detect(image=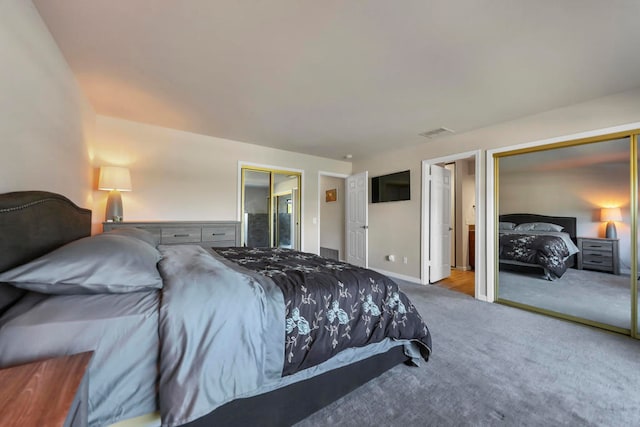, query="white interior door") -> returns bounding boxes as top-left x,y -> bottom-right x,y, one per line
346,171 -> 368,267
429,164 -> 452,282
